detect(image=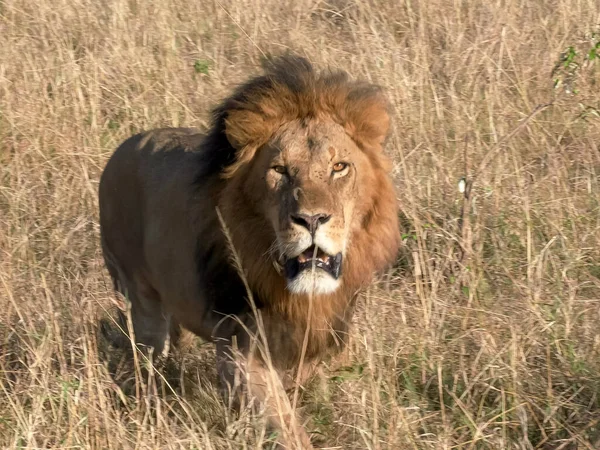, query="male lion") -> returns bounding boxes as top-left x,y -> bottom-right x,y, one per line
99,55 -> 400,448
